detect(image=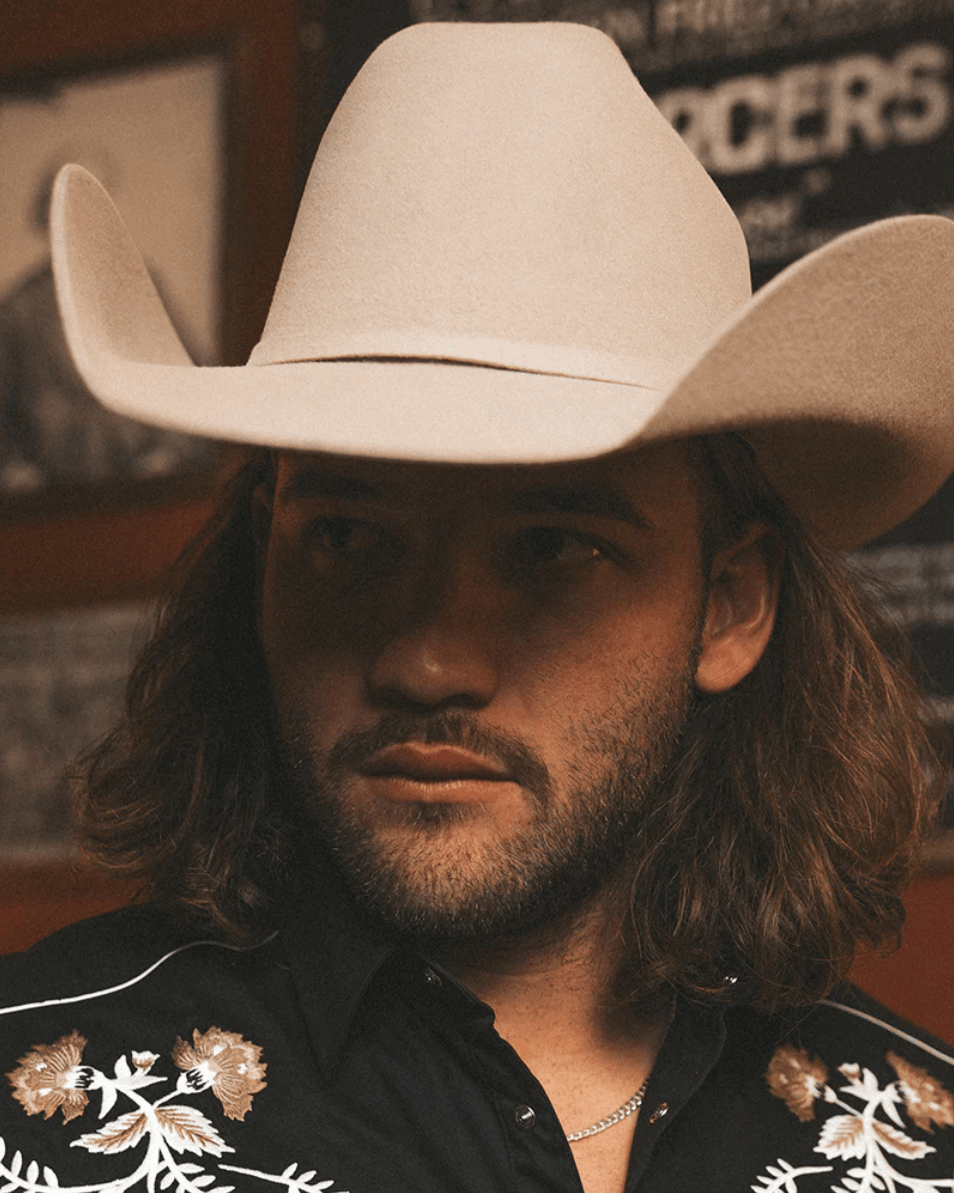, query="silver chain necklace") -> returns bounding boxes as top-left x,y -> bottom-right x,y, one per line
565,1079 -> 649,1143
